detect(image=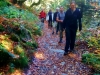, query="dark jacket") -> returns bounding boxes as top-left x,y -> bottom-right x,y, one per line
48,11 -> 53,21
63,8 -> 82,31
53,11 -> 58,22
